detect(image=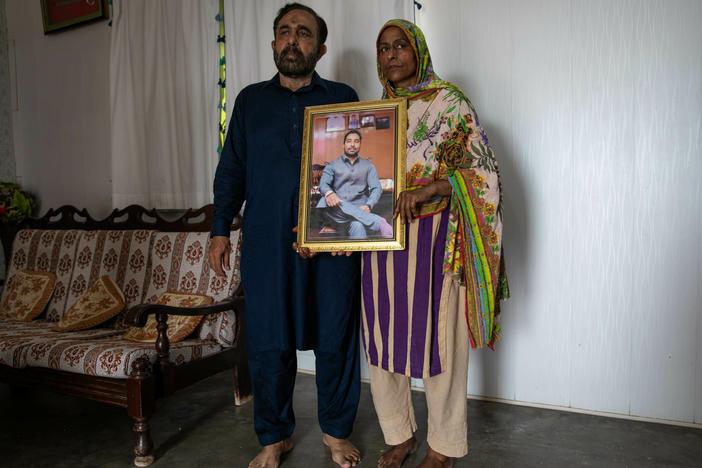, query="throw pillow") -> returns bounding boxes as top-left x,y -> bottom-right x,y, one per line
123,291 -> 213,344
0,269 -> 56,321
52,276 -> 125,331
